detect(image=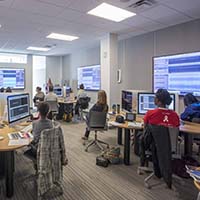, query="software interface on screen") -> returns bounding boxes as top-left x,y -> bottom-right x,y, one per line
0,68 -> 25,89
153,52 -> 200,96
77,65 -> 100,91
122,91 -> 132,112
54,87 -> 63,97
7,94 -> 30,124
138,93 -> 175,115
